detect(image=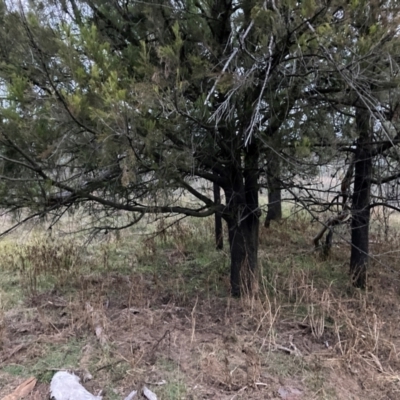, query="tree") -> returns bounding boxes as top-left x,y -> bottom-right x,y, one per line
1,0 -> 400,296
322,2 -> 400,287
264,146 -> 282,228
213,182 -> 223,250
